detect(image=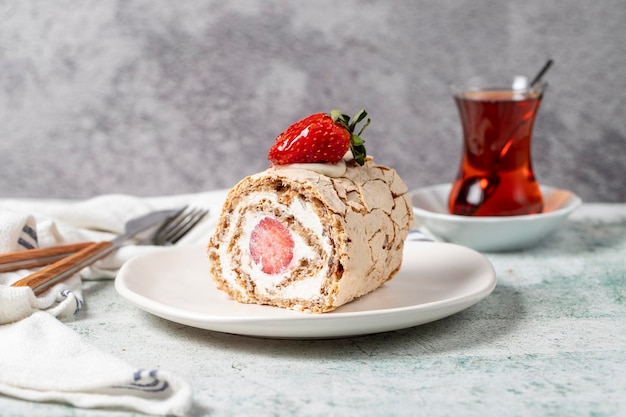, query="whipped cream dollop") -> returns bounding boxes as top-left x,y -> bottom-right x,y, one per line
271,151 -> 354,178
